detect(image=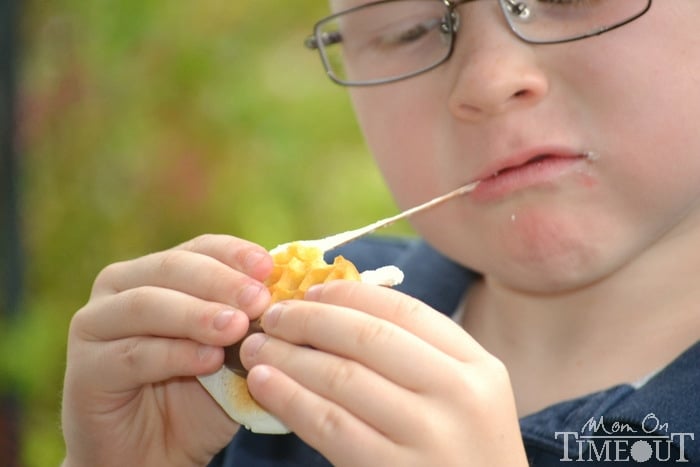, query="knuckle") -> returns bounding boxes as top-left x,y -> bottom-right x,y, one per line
390,295 -> 423,323
295,305 -> 319,337
156,249 -> 187,276
355,319 -> 392,347
485,353 -> 509,377
217,237 -> 266,273
122,286 -> 153,318
472,352 -> 510,387
485,356 -> 513,392
450,369 -> 479,400
180,234 -> 250,266
116,338 -> 143,371
68,305 -> 91,337
325,360 -> 356,393
314,404 -> 346,441
193,301 -> 221,329
303,278 -> 356,305
179,233 -> 215,252
205,271 -> 238,301
93,261 -> 125,293
449,356 -> 511,409
162,339 -> 186,372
